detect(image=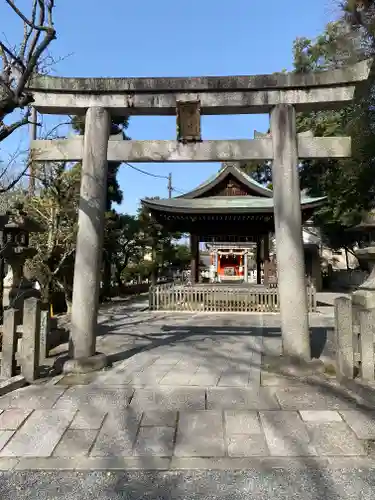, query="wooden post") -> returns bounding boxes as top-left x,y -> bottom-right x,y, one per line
334,296 -> 354,379
1,308 -> 18,378
263,234 -> 270,286
256,240 -> 262,285
190,234 -> 199,284
243,251 -> 248,283
21,297 -> 41,382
